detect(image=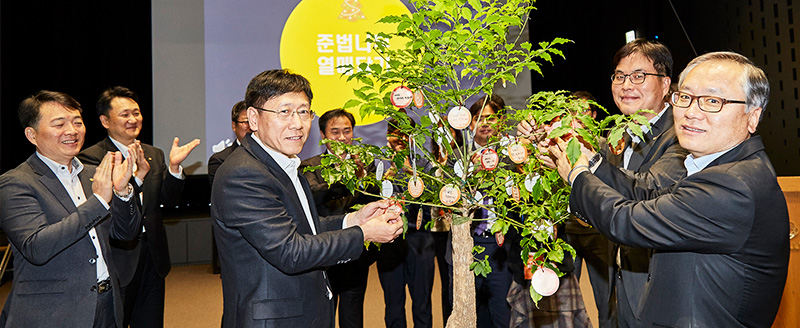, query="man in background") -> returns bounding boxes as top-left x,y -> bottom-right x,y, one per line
79,86 -> 200,328
300,109 -> 377,328
208,100 -> 251,185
